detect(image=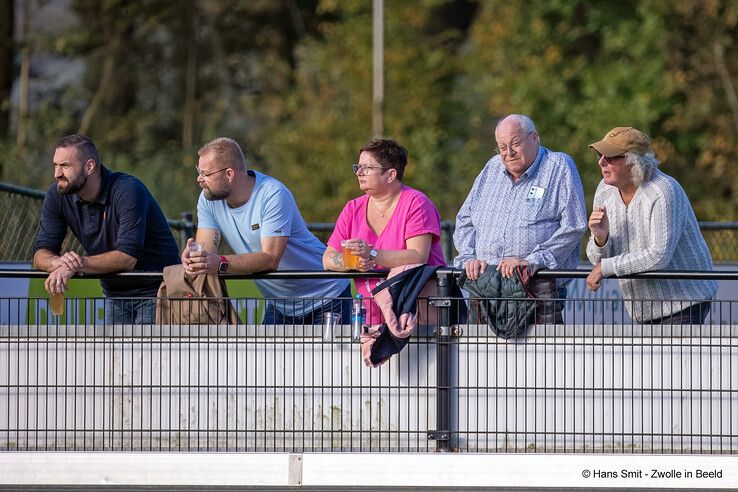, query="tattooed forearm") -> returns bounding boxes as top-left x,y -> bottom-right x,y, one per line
329,251 -> 344,268
212,231 -> 221,249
